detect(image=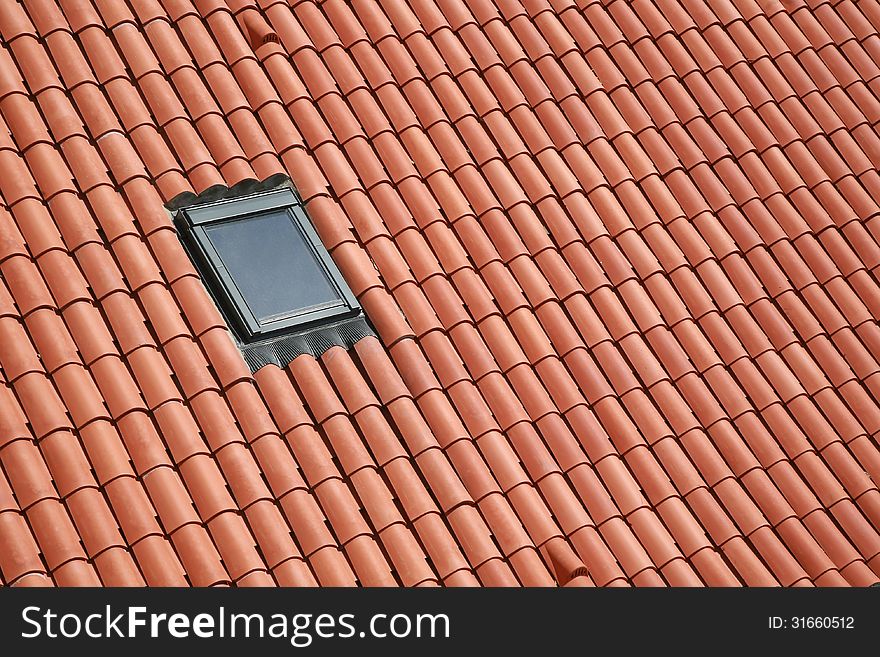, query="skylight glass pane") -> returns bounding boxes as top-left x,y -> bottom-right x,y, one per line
205,210 -> 341,324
